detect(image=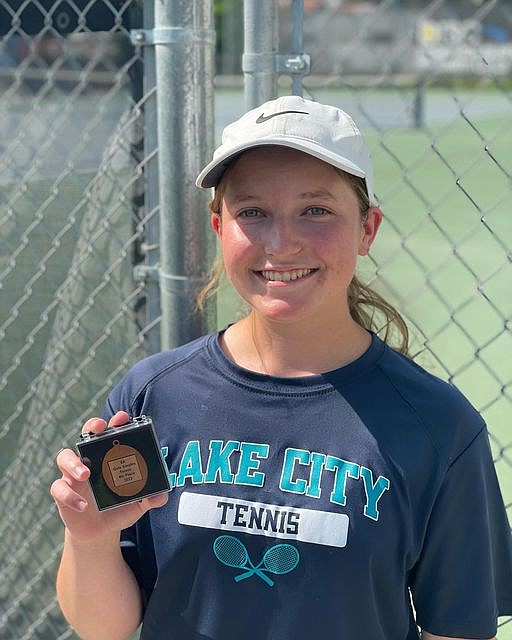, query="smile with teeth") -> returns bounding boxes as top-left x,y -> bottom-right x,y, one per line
259,268 -> 316,282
